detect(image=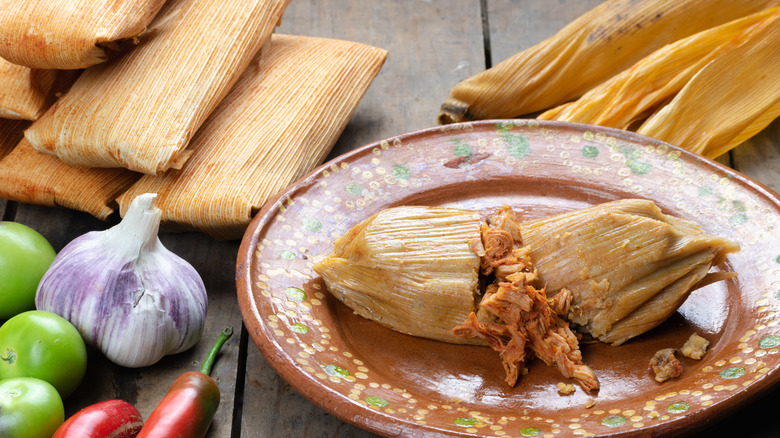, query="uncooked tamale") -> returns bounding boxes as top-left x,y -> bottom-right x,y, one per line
0,0 -> 166,69
437,0 -> 780,124
538,8 -> 780,130
519,199 -> 739,345
636,11 -> 780,159
315,201 -> 739,348
0,59 -> 79,121
25,0 -> 291,175
314,207 -> 484,345
116,34 -> 387,239
0,139 -> 139,220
